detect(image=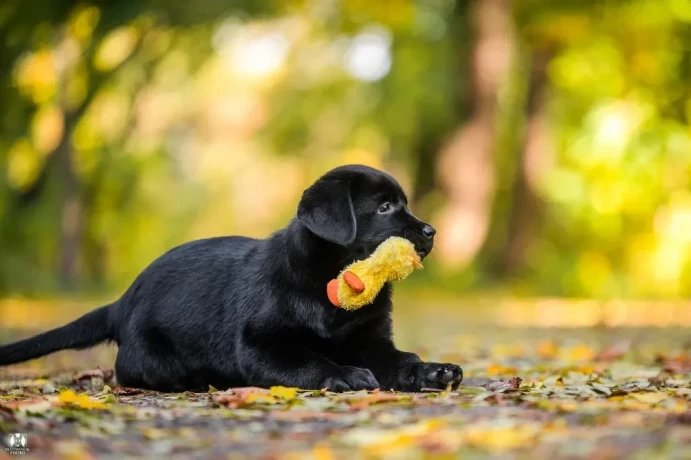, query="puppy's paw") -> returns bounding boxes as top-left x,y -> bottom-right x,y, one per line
320,366 -> 380,392
342,366 -> 380,390
400,362 -> 463,392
